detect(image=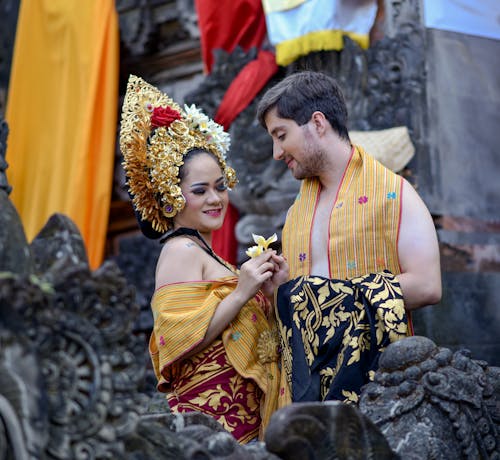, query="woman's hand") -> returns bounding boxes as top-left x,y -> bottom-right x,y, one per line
235,251 -> 276,302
